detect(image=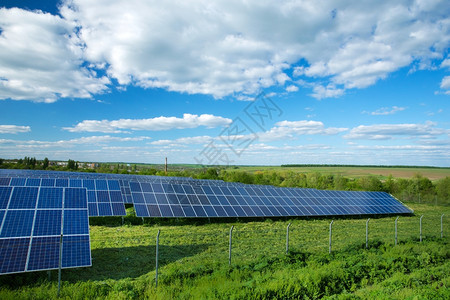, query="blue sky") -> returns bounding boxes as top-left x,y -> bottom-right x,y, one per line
0,0 -> 449,166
